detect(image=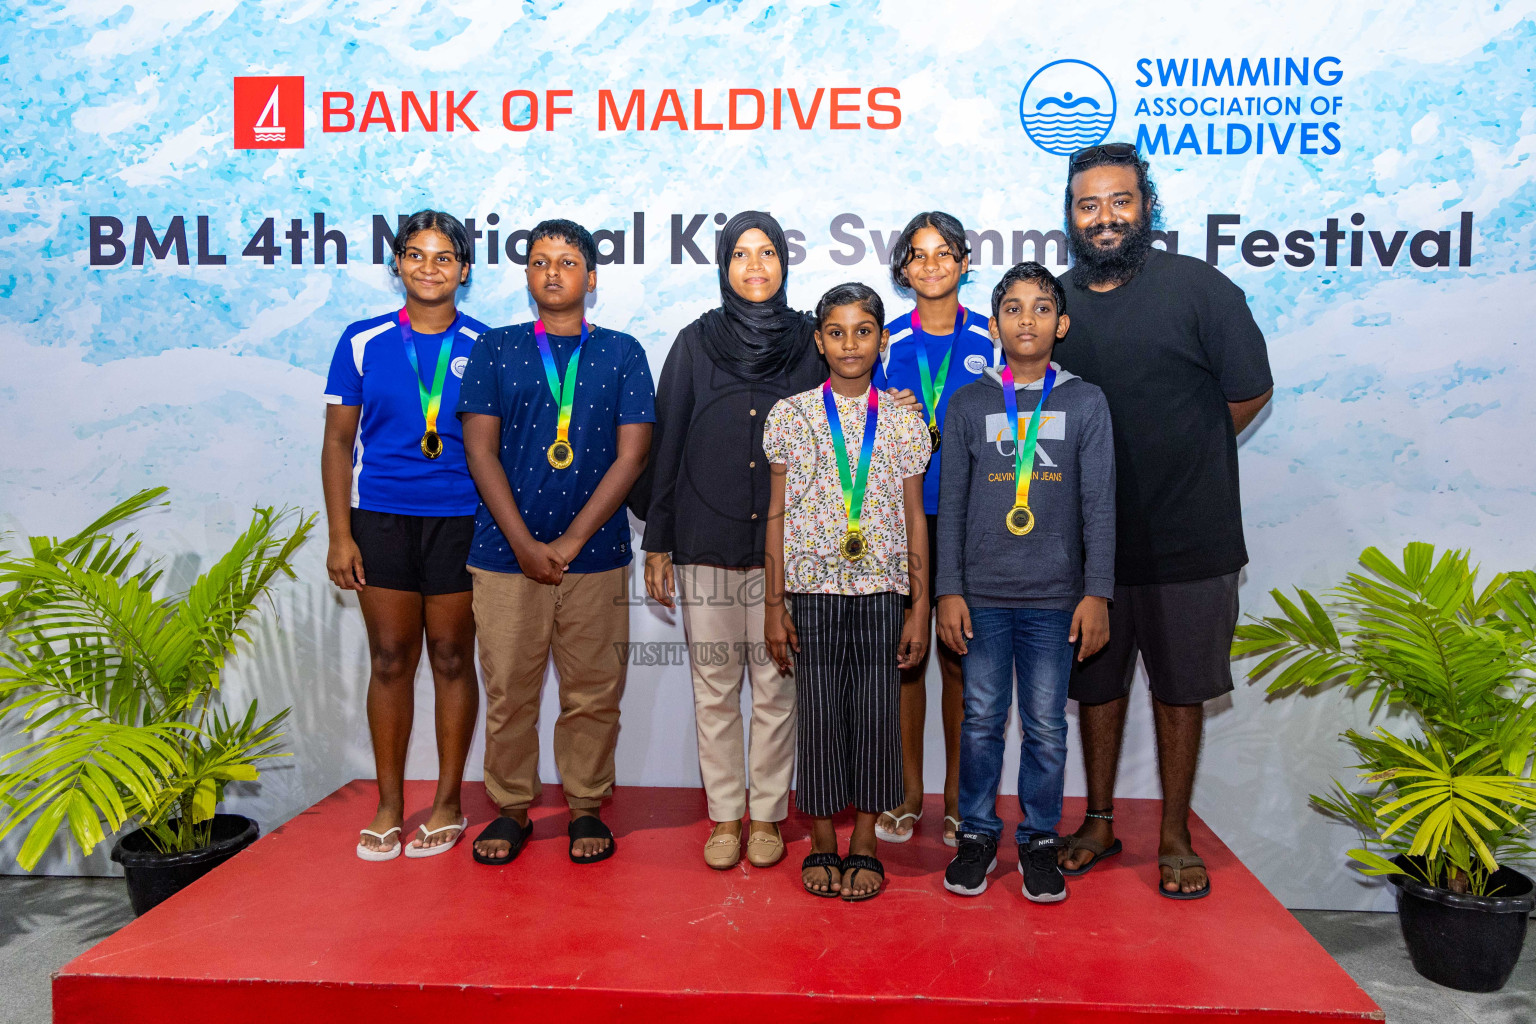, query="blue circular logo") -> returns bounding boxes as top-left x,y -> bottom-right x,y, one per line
1019,59 -> 1117,156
